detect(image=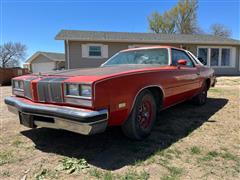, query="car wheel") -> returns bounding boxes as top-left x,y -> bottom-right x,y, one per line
192,82 -> 208,105
122,90 -> 157,140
